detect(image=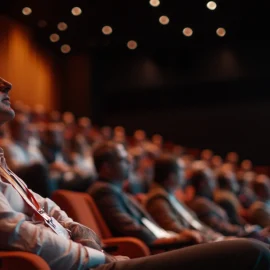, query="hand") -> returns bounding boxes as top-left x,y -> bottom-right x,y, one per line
177,230 -> 204,244
105,253 -> 130,264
